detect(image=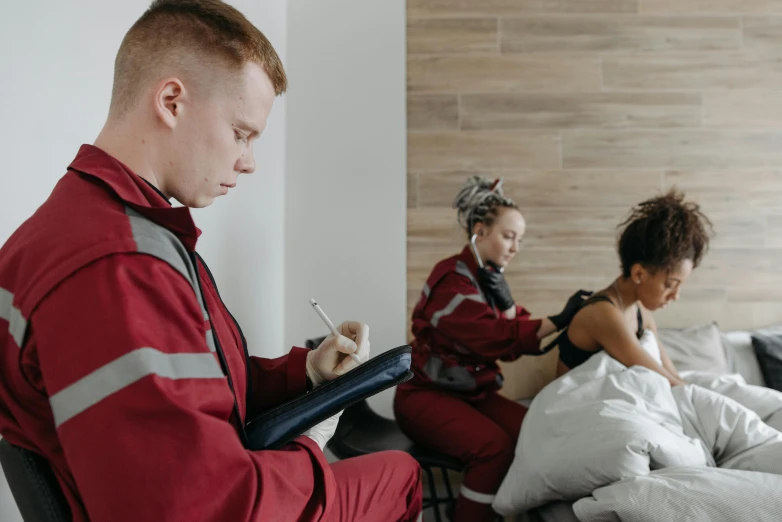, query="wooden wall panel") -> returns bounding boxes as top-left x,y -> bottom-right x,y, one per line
407,1 -> 782,399
408,0 -> 639,17
603,53 -> 782,90
500,16 -> 739,53
408,131 -> 561,170
408,54 -> 602,93
460,93 -> 700,129
641,0 -> 782,13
